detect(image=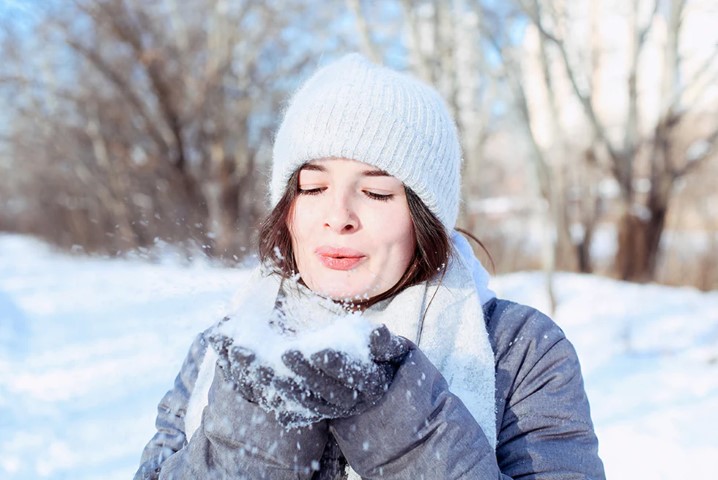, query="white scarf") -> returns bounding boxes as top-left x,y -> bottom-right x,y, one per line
185,232 -> 497,452
362,231 -> 497,447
